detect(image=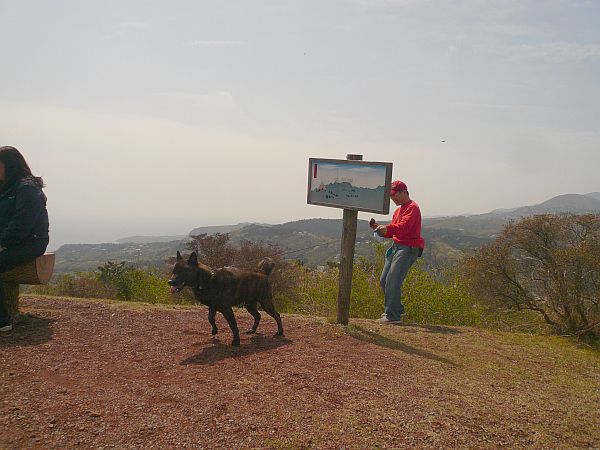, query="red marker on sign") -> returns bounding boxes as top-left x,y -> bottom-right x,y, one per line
313,164 -> 318,178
